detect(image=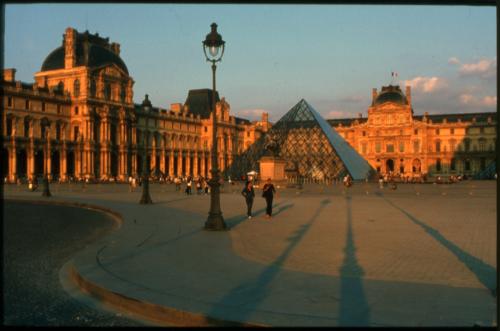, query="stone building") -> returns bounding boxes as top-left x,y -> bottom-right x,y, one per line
1,27 -> 269,183
329,85 -> 497,179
